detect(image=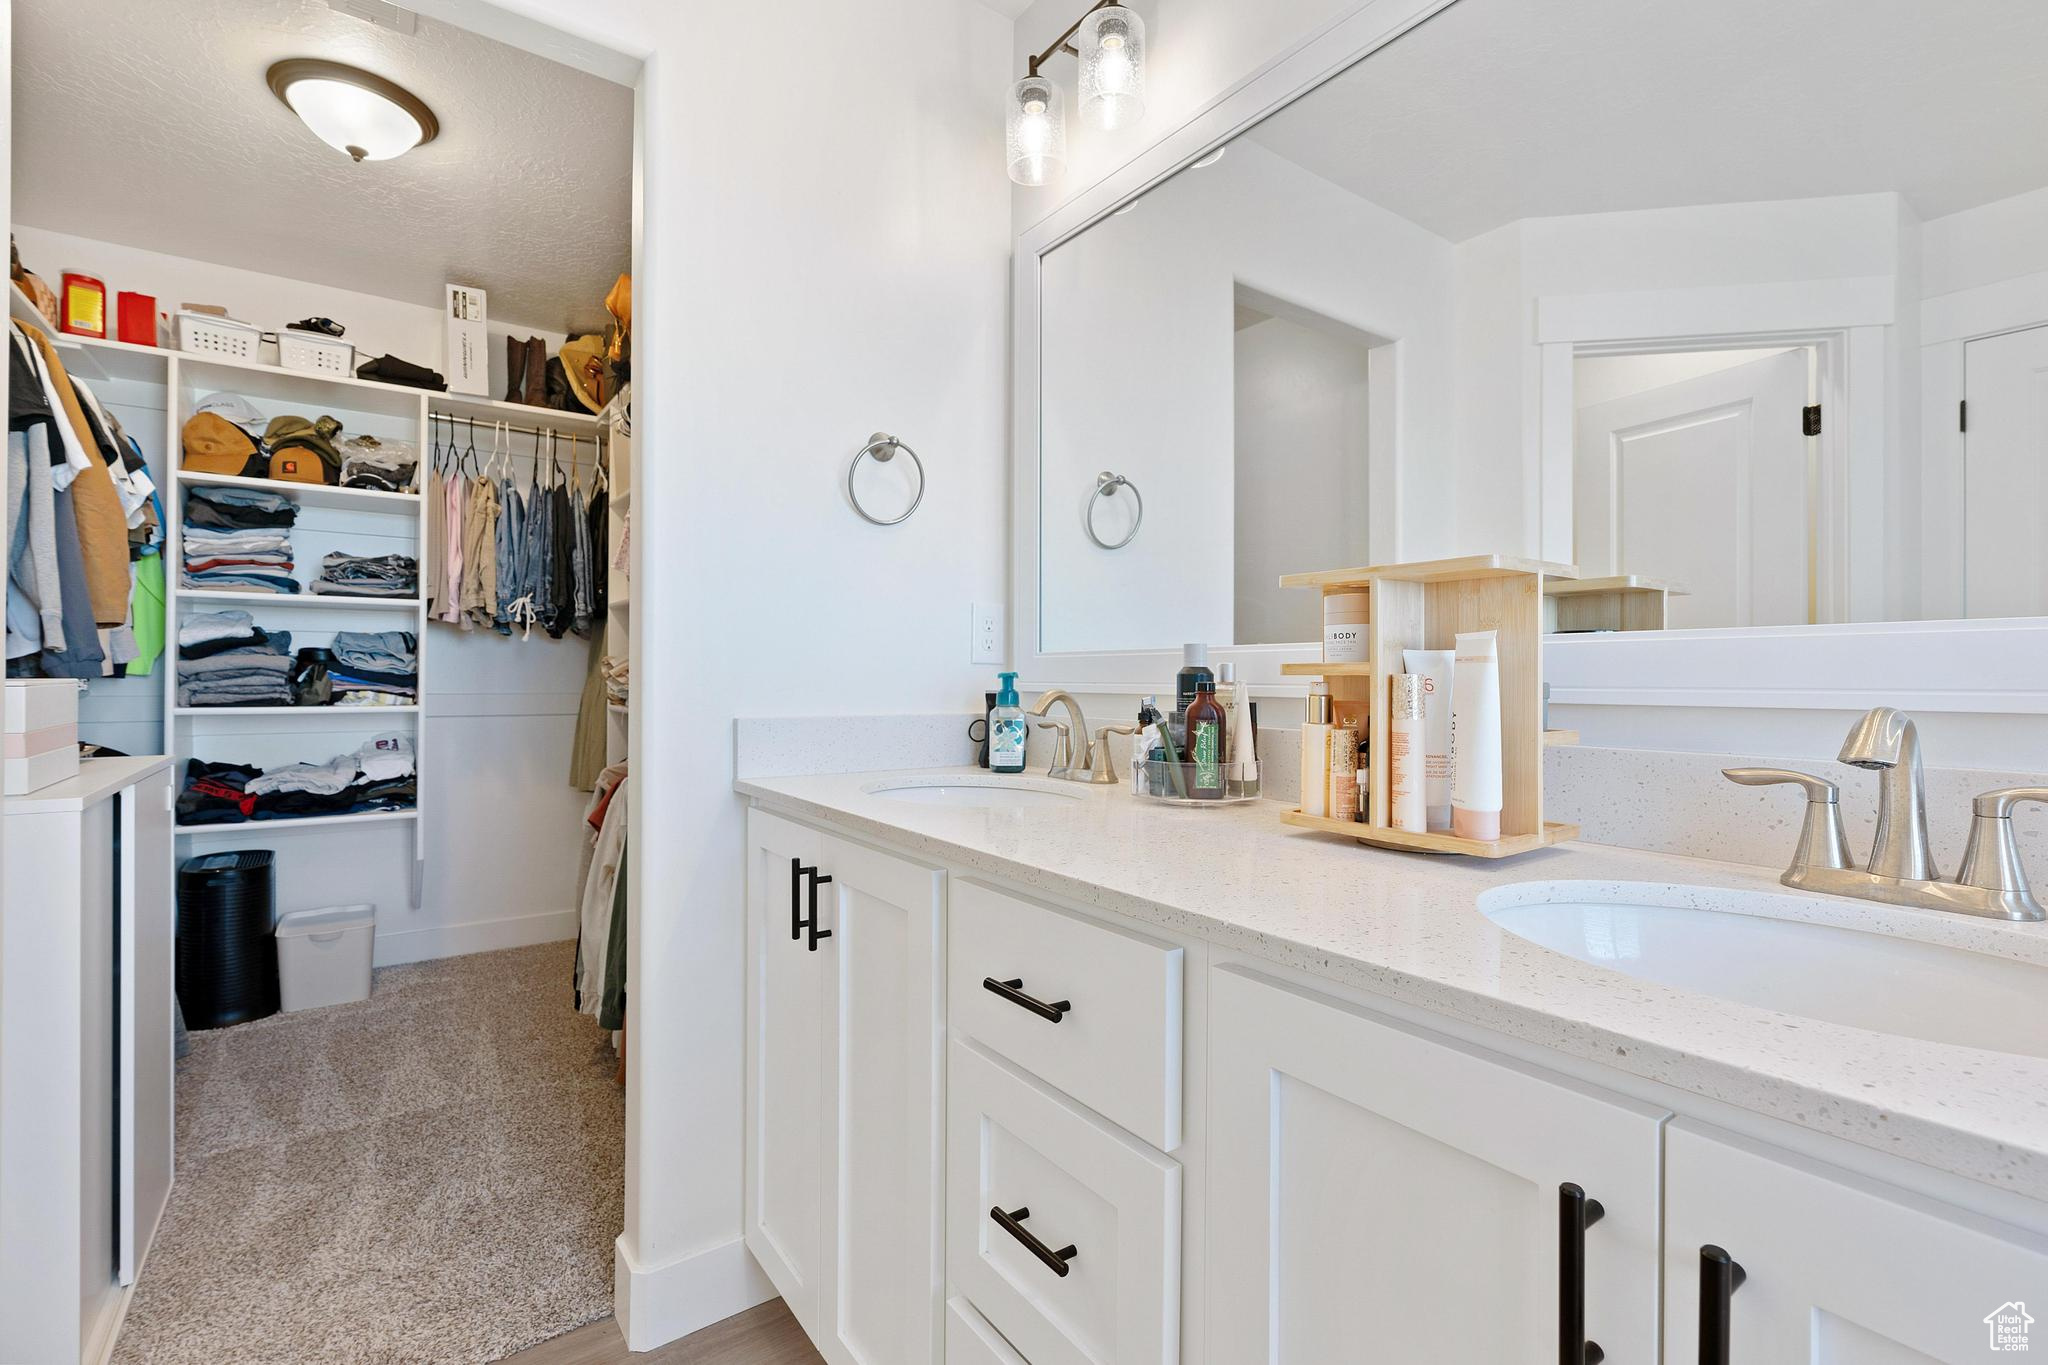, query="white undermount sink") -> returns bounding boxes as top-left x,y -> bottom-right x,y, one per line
1482,889 -> 2048,1060
863,776 -> 1086,809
